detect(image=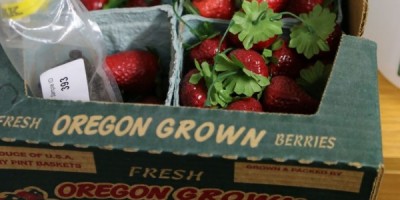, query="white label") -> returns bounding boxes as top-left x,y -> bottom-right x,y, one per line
40,59 -> 90,101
